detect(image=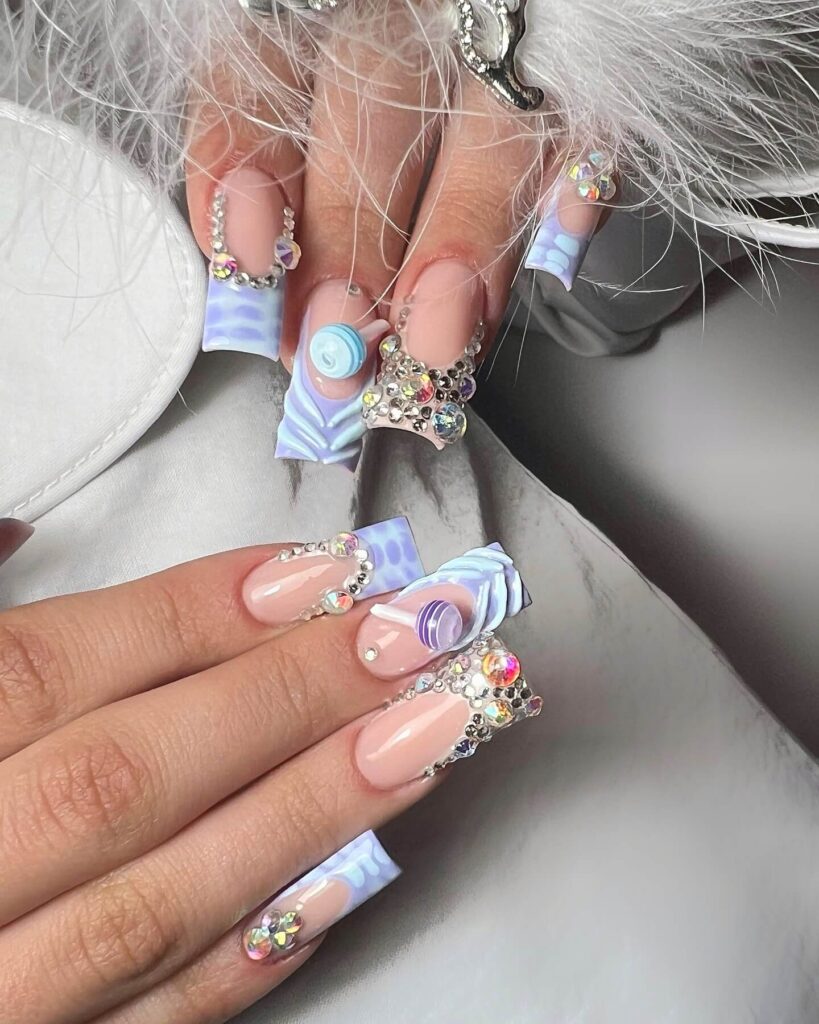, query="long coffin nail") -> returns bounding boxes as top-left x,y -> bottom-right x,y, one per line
356,635 -> 542,789
243,831 -> 400,961
362,260 -> 484,450
242,516 -> 425,628
357,542 -> 529,679
276,281 -> 390,470
0,519 -> 34,567
202,168 -> 300,361
525,151 -> 617,291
